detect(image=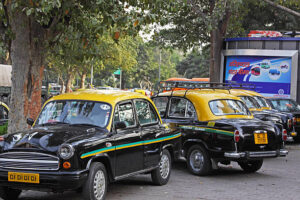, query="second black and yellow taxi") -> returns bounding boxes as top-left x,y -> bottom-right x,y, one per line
153,82 -> 288,176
